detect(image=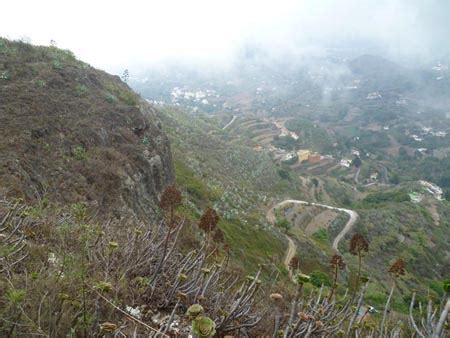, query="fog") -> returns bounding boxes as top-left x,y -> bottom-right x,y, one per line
1,0 -> 449,72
